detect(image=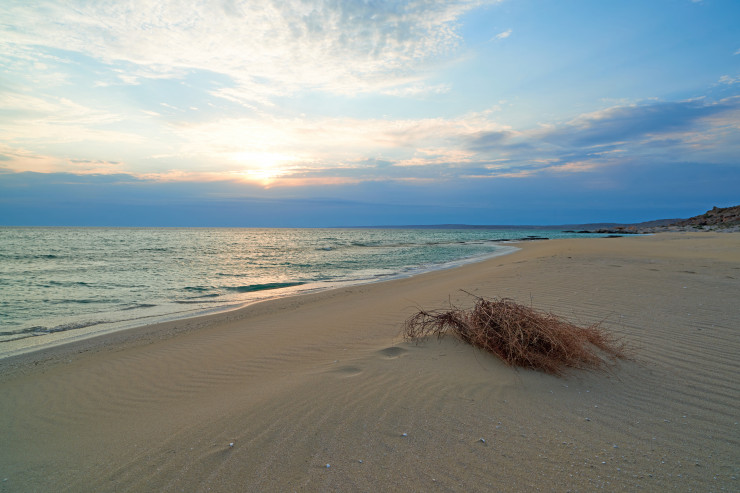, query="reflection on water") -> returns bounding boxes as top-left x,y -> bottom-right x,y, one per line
0,227 -> 602,355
